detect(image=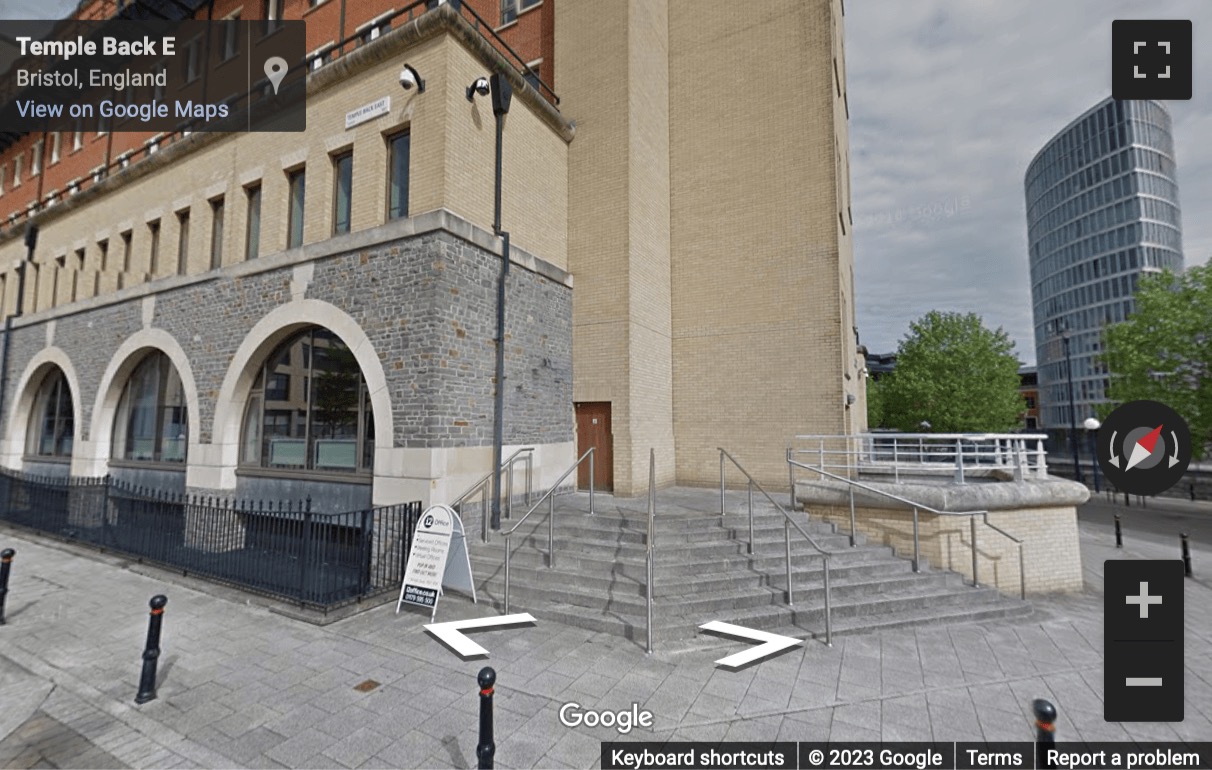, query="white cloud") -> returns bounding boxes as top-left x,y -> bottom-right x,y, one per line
847,1 -> 1212,364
